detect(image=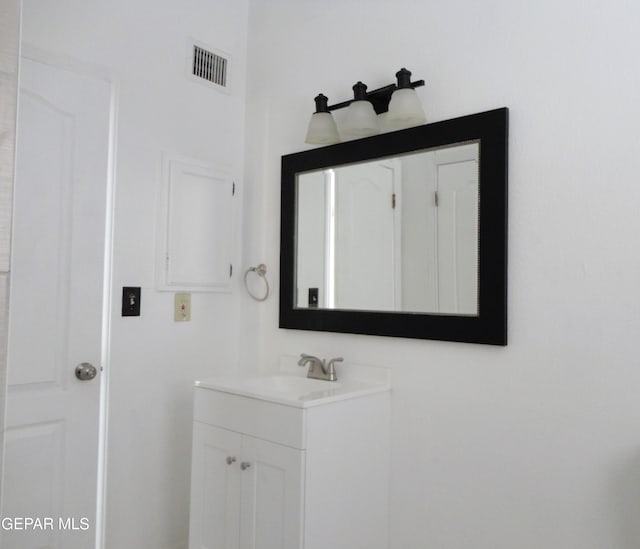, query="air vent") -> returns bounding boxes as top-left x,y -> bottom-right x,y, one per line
192,45 -> 227,87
